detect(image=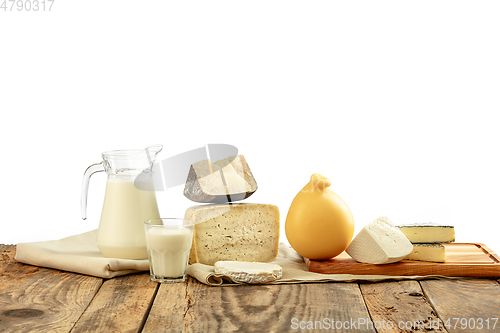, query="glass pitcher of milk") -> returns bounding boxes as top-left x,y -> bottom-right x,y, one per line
81,145 -> 163,259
